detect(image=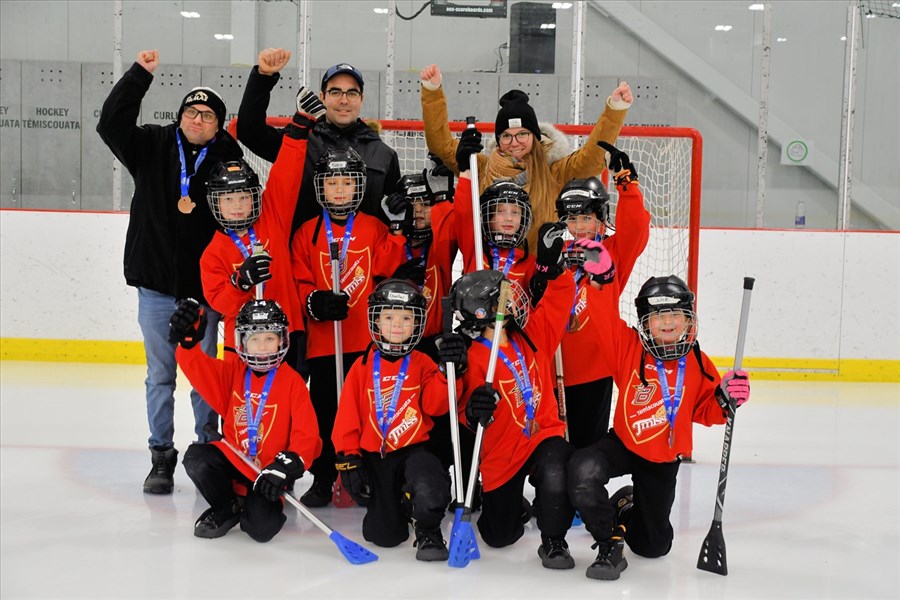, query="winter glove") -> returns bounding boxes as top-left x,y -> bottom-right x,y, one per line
381,192 -> 413,235
455,127 -> 483,171
576,237 -> 616,286
717,369 -> 750,411
232,253 -> 273,292
253,451 -> 304,502
284,111 -> 316,140
598,141 -> 638,190
426,153 -> 455,203
306,289 -> 350,321
295,85 -> 326,120
168,298 -> 207,349
392,257 -> 426,286
466,384 -> 500,428
335,453 -> 372,503
435,332 -> 470,375
534,221 -> 566,279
